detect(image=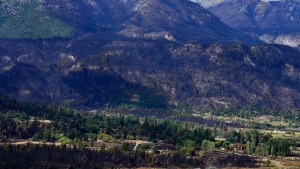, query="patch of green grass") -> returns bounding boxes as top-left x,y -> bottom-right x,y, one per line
0,0 -> 73,39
